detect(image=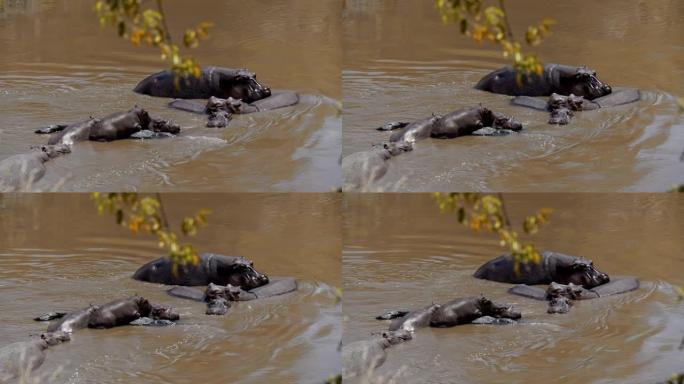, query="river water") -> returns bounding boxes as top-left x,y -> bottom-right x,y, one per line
343,0 -> 684,191
0,0 -> 341,192
343,193 -> 684,383
0,193 -> 341,383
